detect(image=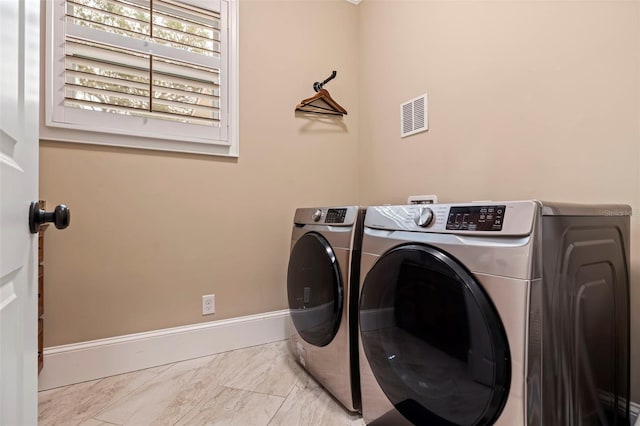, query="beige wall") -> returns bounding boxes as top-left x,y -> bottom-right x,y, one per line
40,0 -> 360,344
41,0 -> 640,402
357,0 -> 640,401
